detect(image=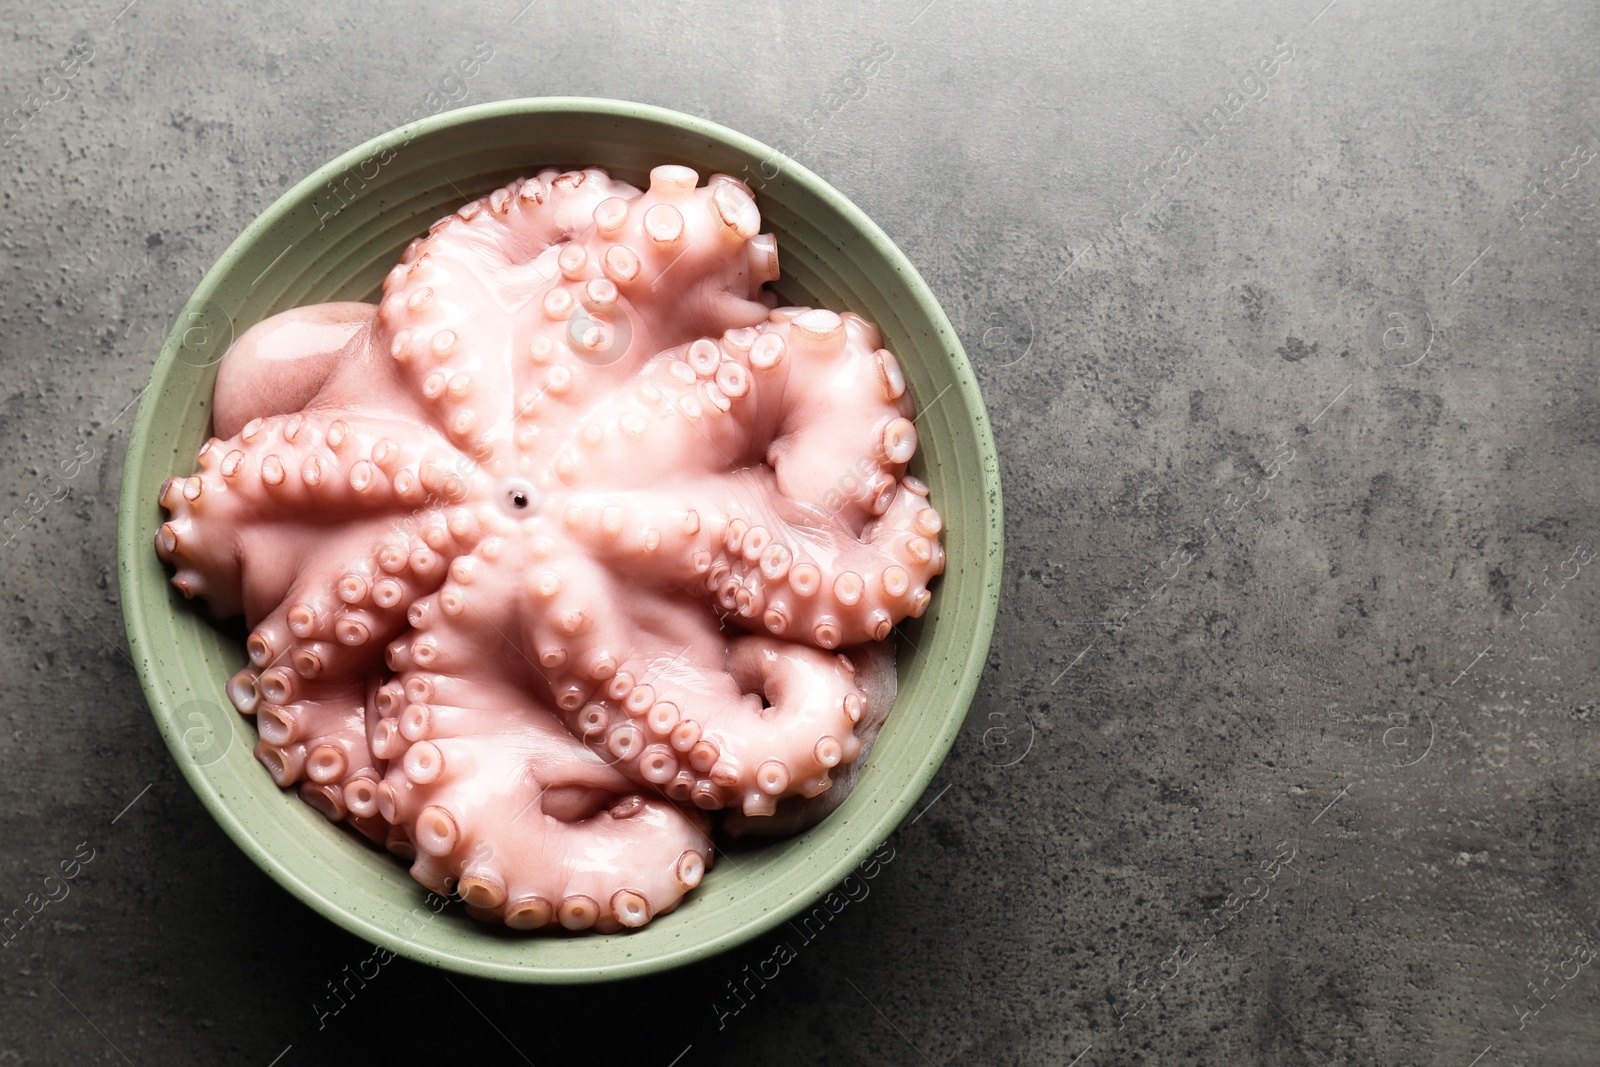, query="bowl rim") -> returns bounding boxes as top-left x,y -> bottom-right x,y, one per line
117,95 -> 1003,982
